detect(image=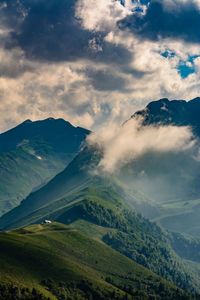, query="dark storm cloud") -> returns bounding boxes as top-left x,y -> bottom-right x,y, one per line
85,69 -> 127,92
2,0 -> 132,65
118,0 -> 200,43
0,0 -> 27,29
